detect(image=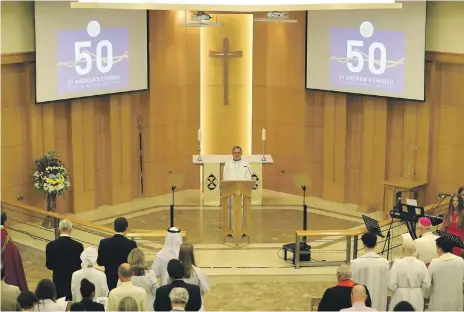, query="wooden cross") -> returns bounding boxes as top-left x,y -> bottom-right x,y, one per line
209,37 -> 243,105
404,137 -> 419,180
